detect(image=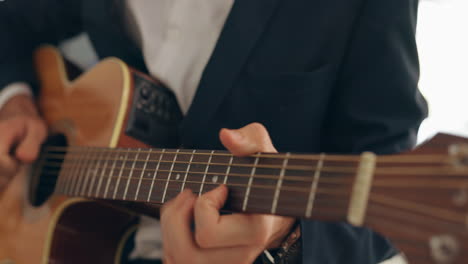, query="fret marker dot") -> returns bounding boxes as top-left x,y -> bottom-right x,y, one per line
120,156 -> 124,160
147,173 -> 151,177
212,175 -> 219,183
176,173 -> 181,180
